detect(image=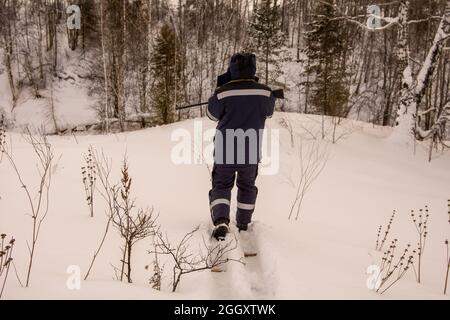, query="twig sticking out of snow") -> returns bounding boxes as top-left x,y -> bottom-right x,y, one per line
0,115 -> 6,163
444,200 -> 450,295
444,239 -> 449,295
